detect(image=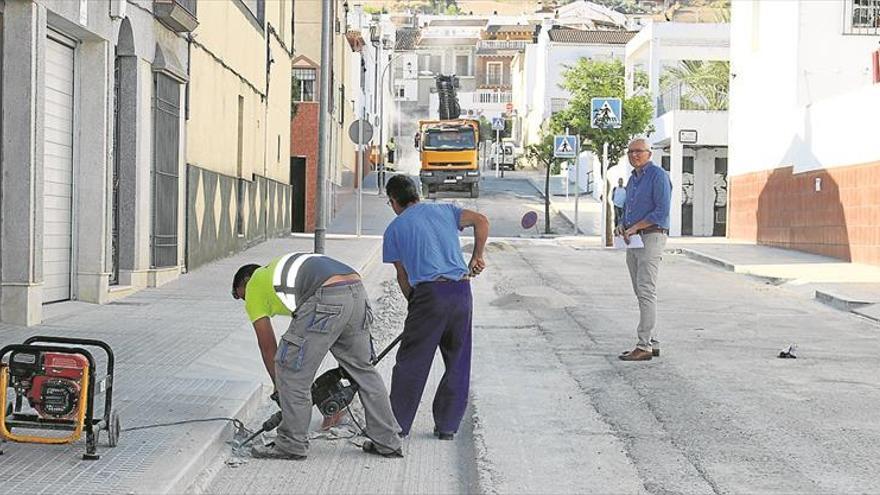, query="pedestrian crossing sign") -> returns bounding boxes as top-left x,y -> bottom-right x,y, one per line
554,135 -> 578,158
591,97 -> 622,129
